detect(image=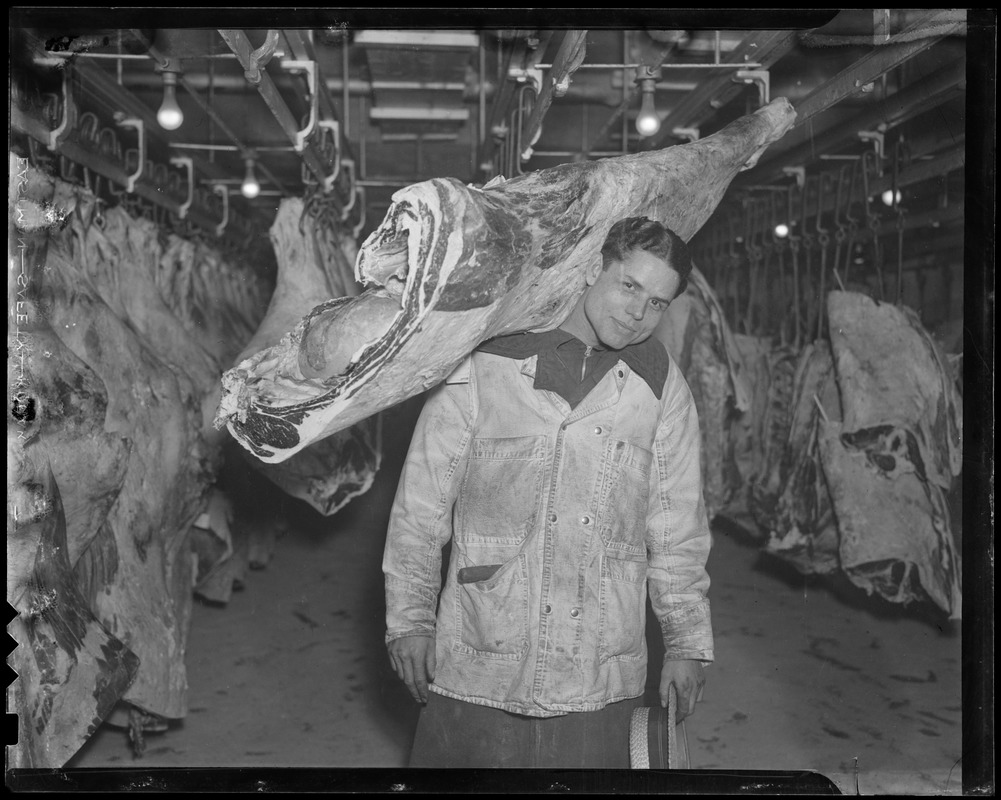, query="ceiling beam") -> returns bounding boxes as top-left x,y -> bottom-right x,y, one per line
741,56 -> 966,185
642,29 -> 800,150
791,9 -> 967,128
